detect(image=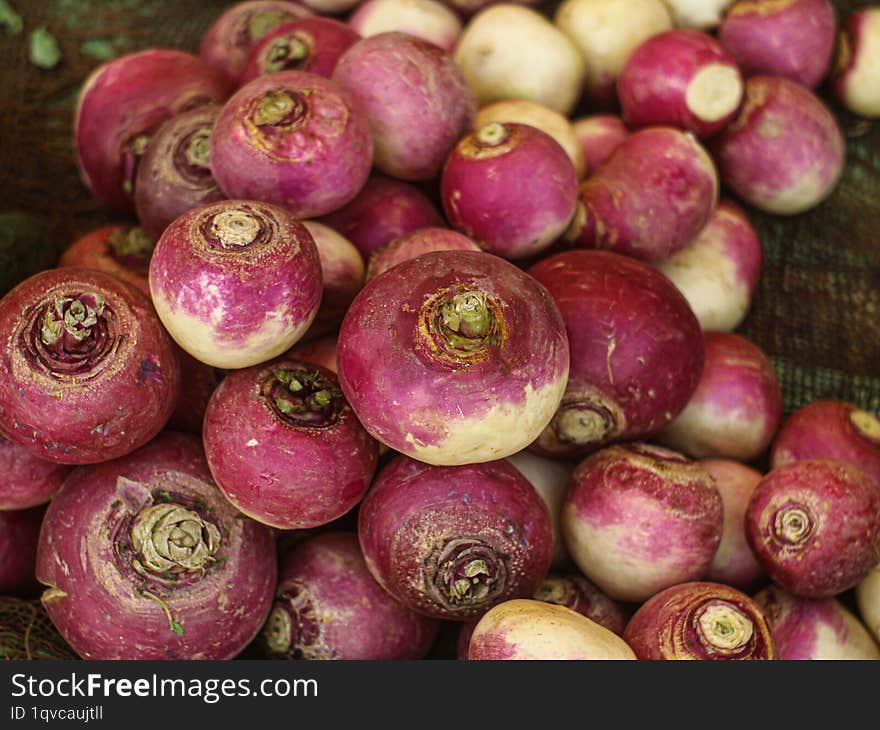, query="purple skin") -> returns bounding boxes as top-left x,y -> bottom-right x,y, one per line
148,200 -> 323,370
624,582 -> 775,660
0,268 -> 180,465
337,250 -> 570,465
349,0 -> 463,51
36,433 -> 277,660
358,455 -> 554,620
562,444 -> 723,603
239,17 -> 361,85
199,1 -> 313,86
319,174 -> 443,260
211,71 -> 373,219
568,127 -> 719,262
58,225 -> 154,297
572,115 -> 629,177
528,250 -> 705,459
74,50 -> 232,213
290,335 -> 338,373
332,32 -> 476,181
658,333 -> 783,463
165,347 -> 224,435
770,401 -> 880,487
719,0 -> 837,89
534,574 -> 627,635
0,507 -> 45,597
710,75 -> 845,216
441,122 -> 578,260
0,438 -> 71,510
754,584 -> 880,660
746,460 -> 880,598
701,459 -> 766,591
656,199 -> 762,332
618,29 -> 744,139
203,357 -> 378,530
134,106 -> 225,241
833,8 -> 880,118
365,227 -> 480,282
262,532 -> 439,659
